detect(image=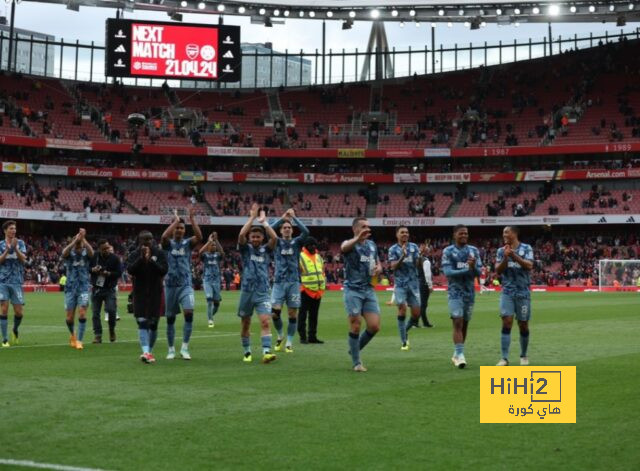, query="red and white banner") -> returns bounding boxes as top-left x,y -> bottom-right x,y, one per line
426,173 -> 471,183
45,138 -> 92,151
207,146 -> 260,157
